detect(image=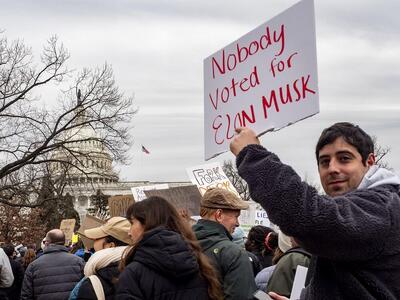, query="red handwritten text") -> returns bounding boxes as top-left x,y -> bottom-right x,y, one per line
209,66 -> 260,110
212,104 -> 256,145
211,25 -> 286,79
262,74 -> 316,119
